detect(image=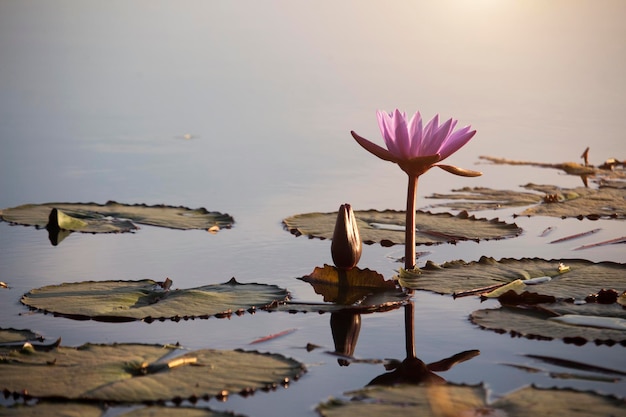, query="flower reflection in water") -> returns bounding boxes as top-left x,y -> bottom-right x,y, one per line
368,302 -> 479,386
